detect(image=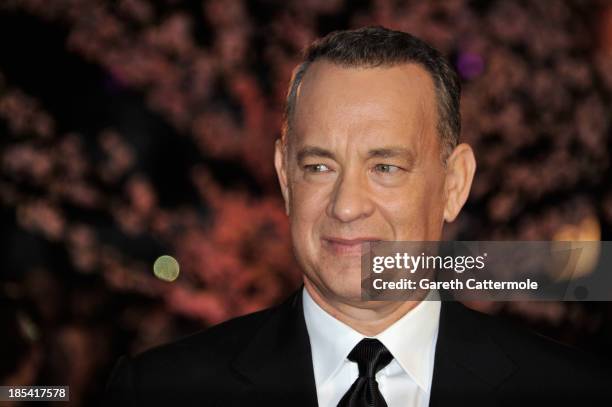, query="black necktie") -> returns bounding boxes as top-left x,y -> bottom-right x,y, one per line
337,338 -> 393,407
